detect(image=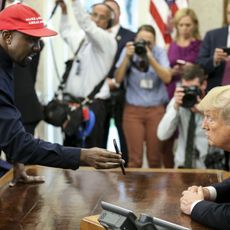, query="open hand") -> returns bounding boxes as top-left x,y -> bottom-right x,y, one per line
9,163 -> 45,187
